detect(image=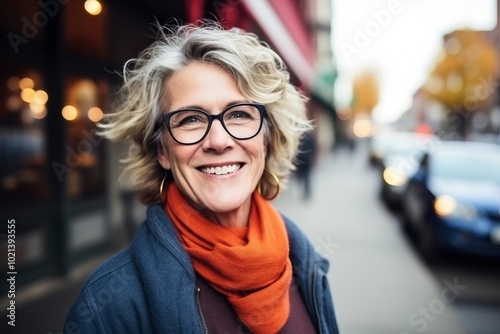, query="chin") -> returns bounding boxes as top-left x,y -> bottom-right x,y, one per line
201,191 -> 252,213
